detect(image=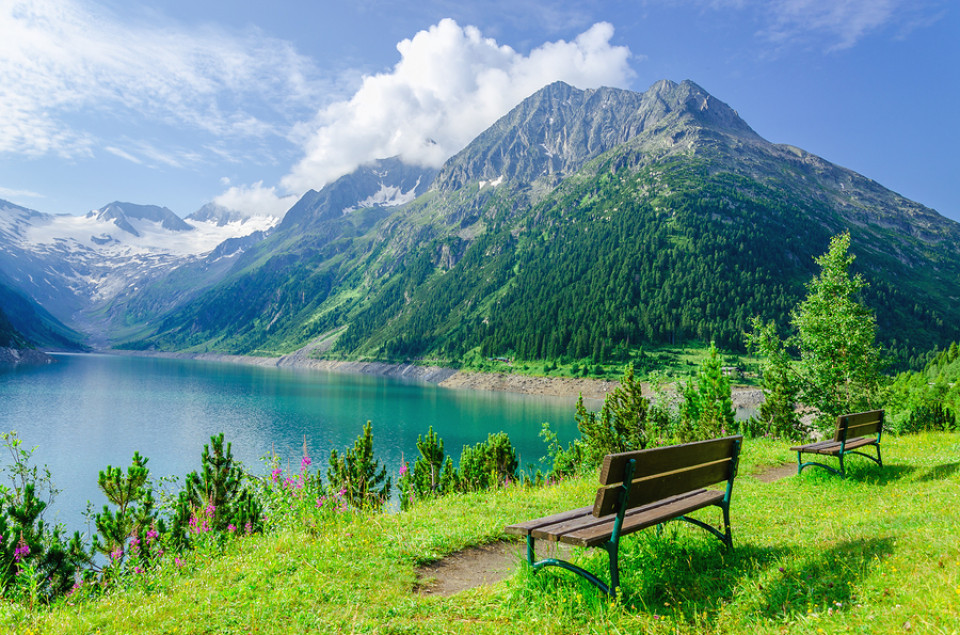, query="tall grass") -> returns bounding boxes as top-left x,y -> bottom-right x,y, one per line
2,434 -> 958,634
